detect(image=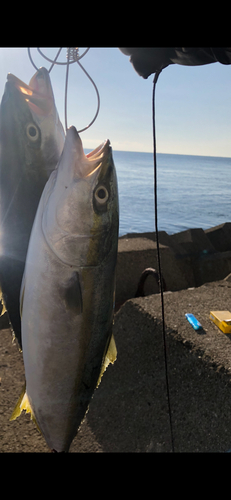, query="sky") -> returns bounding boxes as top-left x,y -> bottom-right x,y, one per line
0,47 -> 231,157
